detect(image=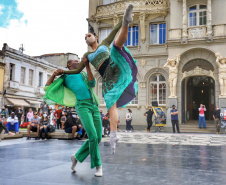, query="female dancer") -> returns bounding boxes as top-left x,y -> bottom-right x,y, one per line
65,4 -> 137,154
